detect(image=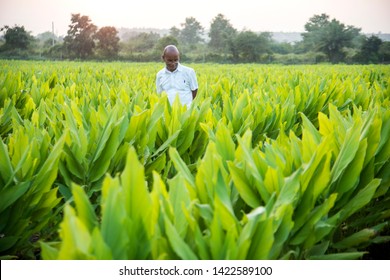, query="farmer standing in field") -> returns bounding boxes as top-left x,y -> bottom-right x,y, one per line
156,45 -> 198,107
